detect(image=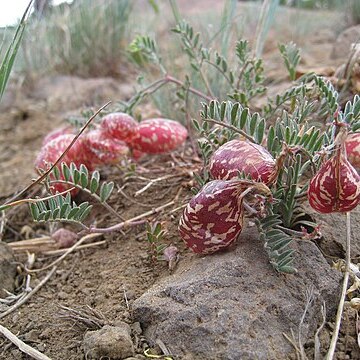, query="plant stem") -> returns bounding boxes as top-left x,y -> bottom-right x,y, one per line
204,59 -> 233,86
165,75 -> 213,101
49,180 -> 124,221
326,212 -> 351,360
236,60 -> 250,89
0,187 -> 75,211
124,75 -> 213,113
202,118 -> 257,143
168,0 -> 182,23
274,225 -> 304,238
